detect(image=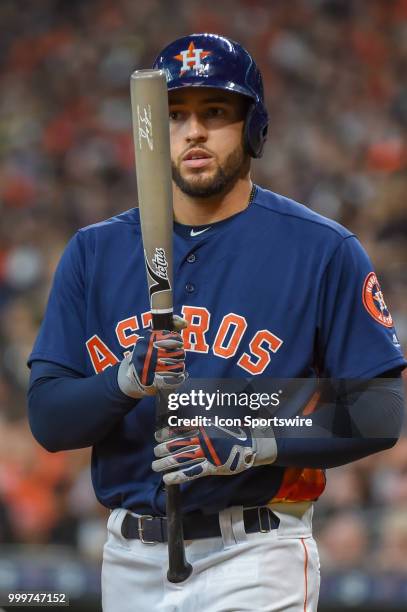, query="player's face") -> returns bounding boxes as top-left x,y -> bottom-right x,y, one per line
169,88 -> 249,198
